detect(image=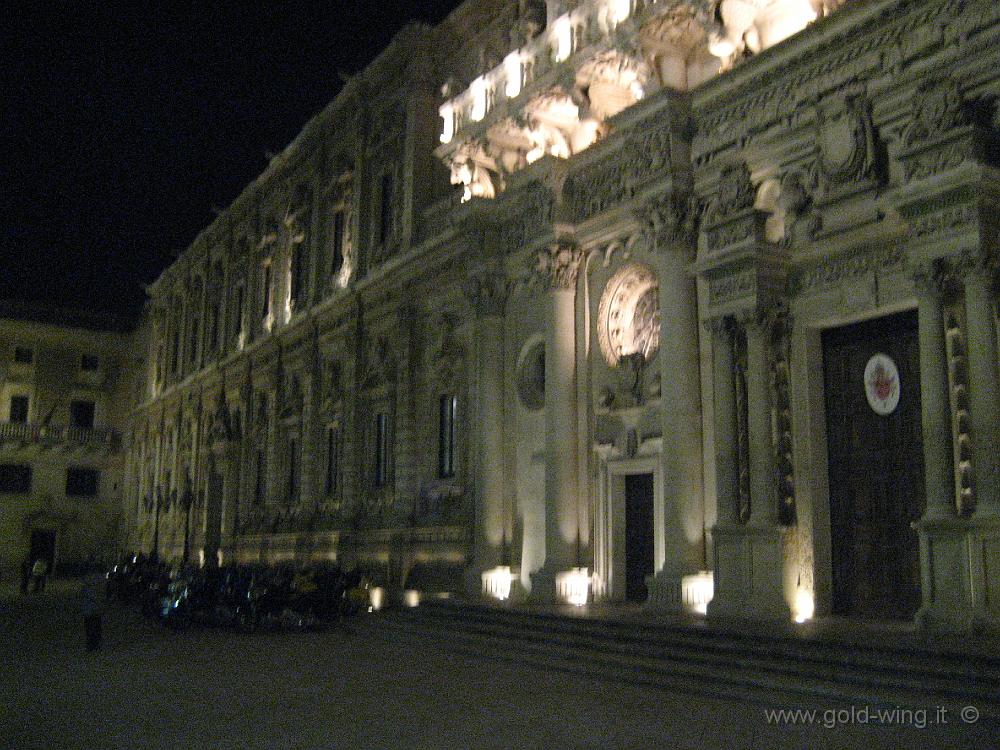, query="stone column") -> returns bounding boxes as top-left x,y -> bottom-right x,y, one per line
960,254 -> 1000,631
961,255 -> 1000,516
642,194 -> 705,609
531,239 -> 585,601
708,306 -> 788,621
911,262 -> 972,631
744,312 -> 778,527
914,264 -> 956,519
710,318 -> 739,527
464,272 -> 509,595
